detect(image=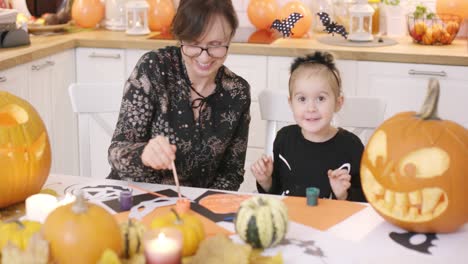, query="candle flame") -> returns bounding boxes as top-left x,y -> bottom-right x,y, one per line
158,232 -> 167,240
